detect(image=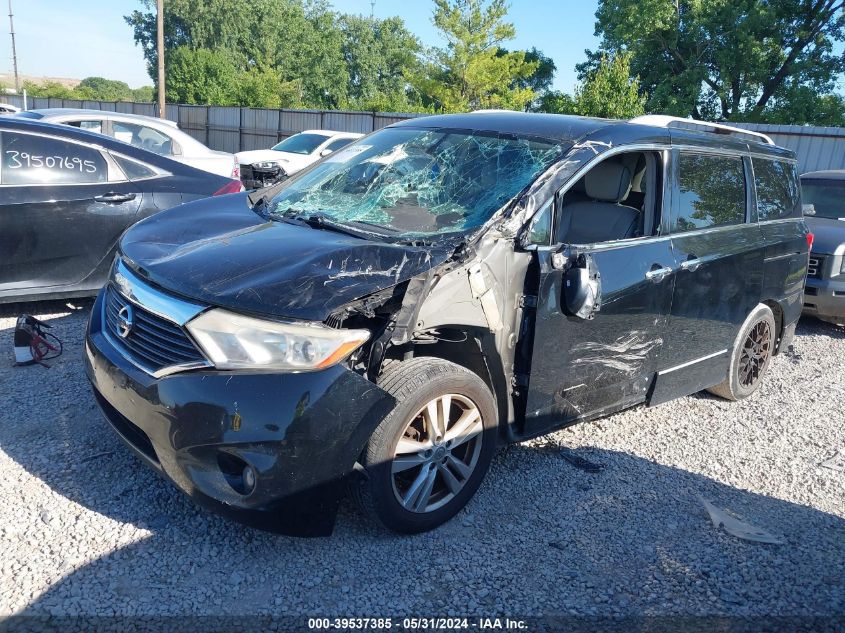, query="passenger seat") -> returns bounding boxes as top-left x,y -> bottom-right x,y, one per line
563,161 -> 640,244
